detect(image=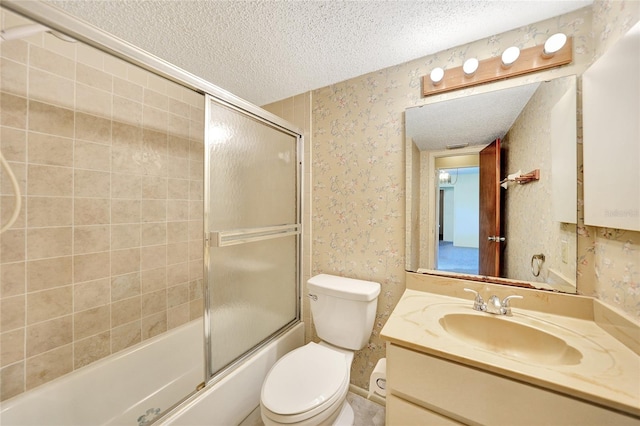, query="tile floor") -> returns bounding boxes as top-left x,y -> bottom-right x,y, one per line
239,392 -> 385,425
